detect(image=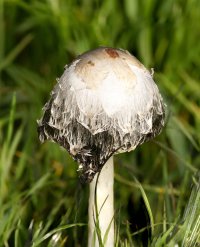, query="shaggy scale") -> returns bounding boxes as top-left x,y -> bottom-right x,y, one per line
38,47 -> 165,183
